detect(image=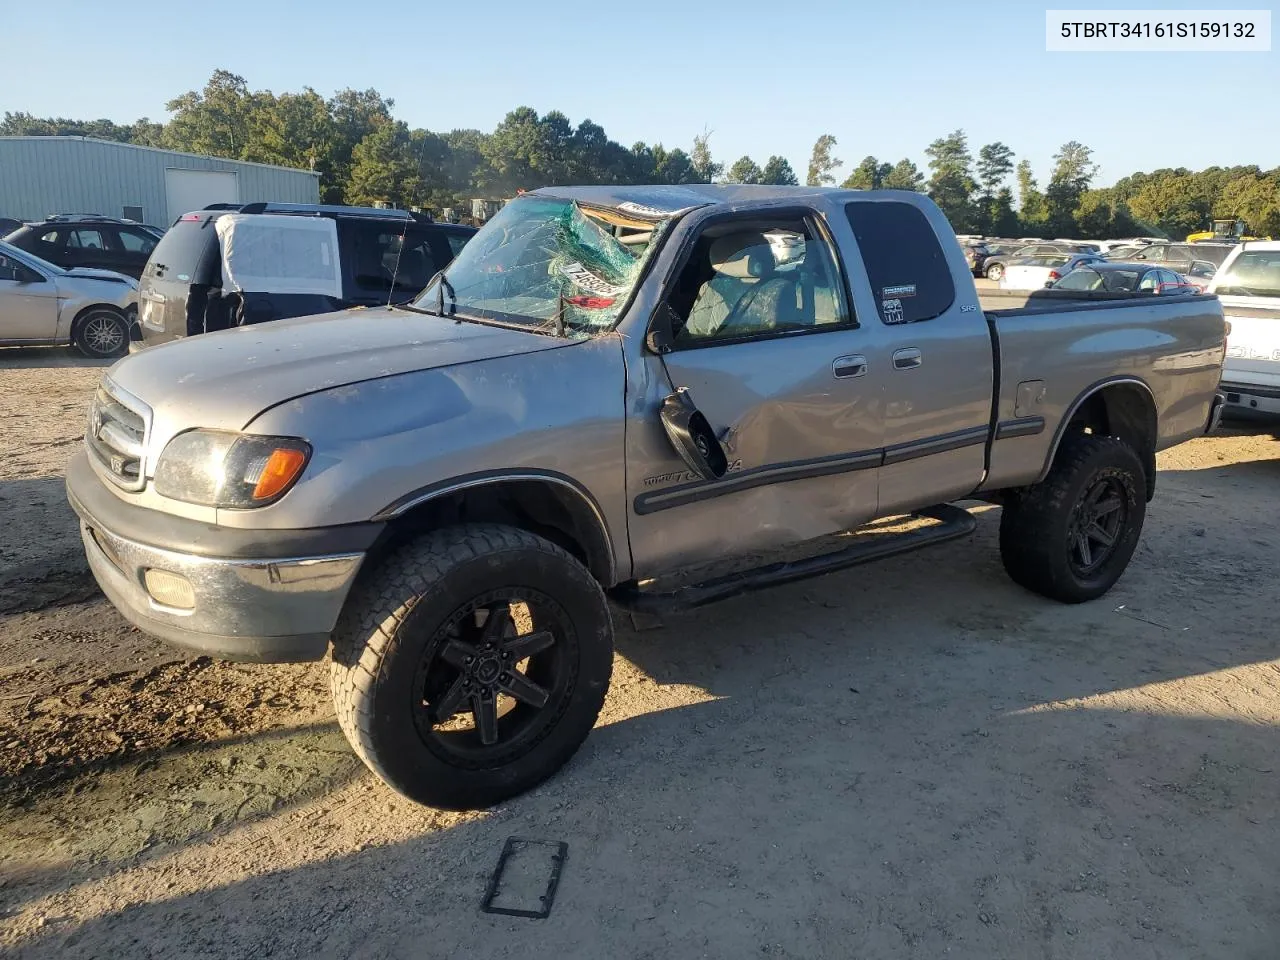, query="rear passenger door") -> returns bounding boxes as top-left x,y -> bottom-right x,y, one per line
1166,245 -> 1195,273
843,199 -> 994,516
113,227 -> 159,279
